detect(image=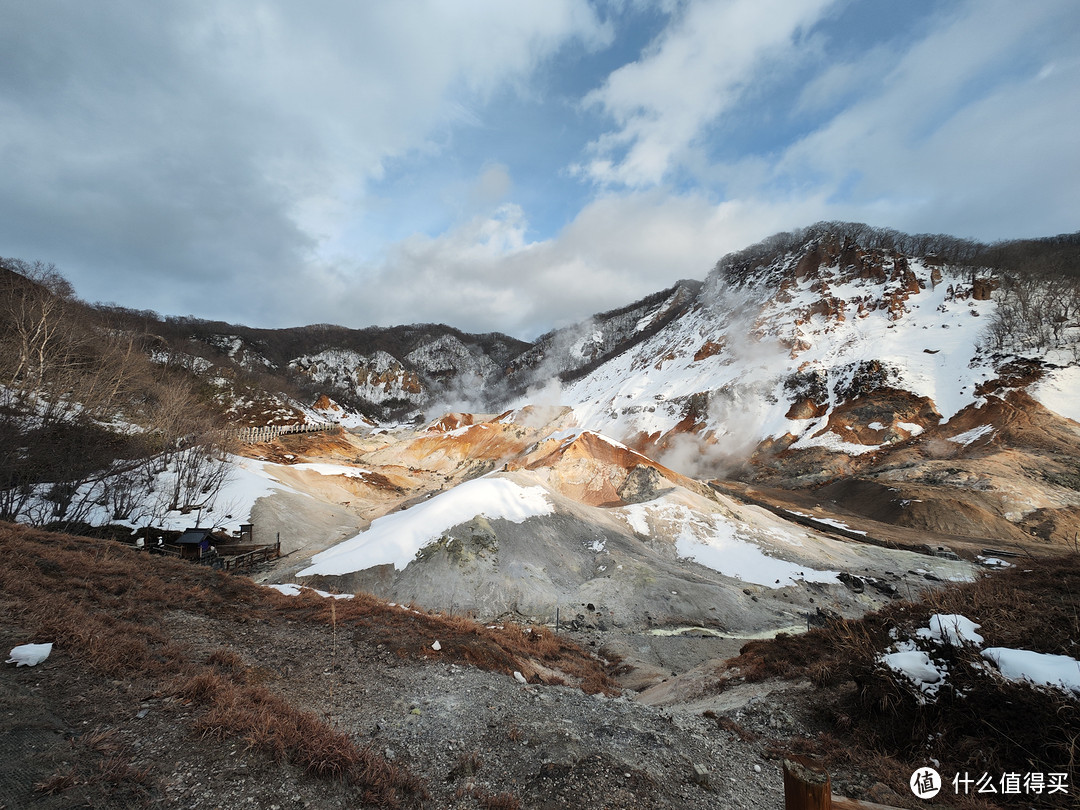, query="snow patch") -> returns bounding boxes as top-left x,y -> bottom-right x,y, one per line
948,425 -> 994,446
299,477 -> 554,575
289,463 -> 372,478
880,613 -> 1080,700
812,517 -> 867,536
266,583 -> 354,600
6,643 -> 52,667
917,614 -> 984,646
880,649 -> 946,696
1029,365 -> 1080,422
621,500 -> 838,588
981,648 -> 1080,695
790,429 -> 880,456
